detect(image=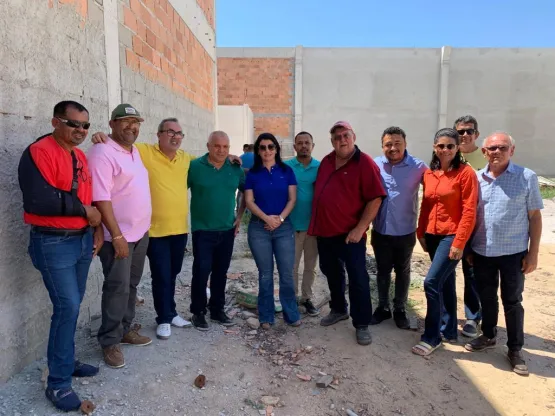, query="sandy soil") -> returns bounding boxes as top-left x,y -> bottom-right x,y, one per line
0,201 -> 554,416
